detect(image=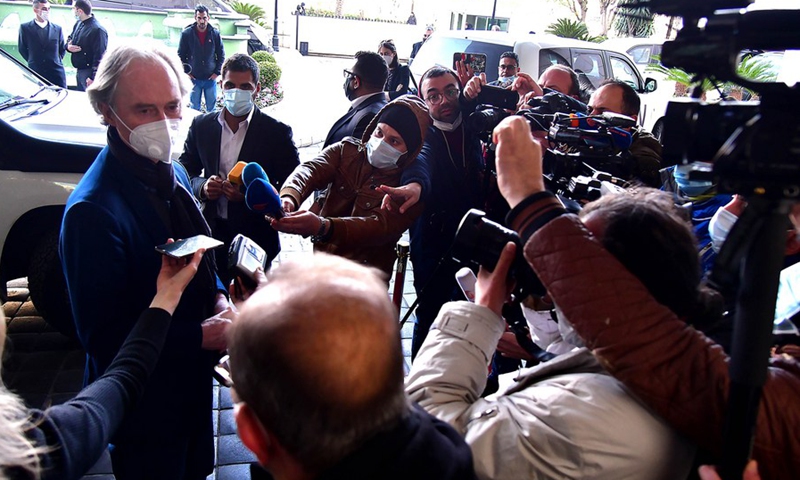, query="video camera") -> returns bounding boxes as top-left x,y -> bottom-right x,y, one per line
468,87 -> 634,203
647,0 -> 800,195
629,2 -> 800,478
